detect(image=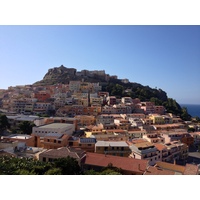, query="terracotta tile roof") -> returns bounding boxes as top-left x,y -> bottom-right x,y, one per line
144,166 -> 175,175
184,164 -> 198,175
155,162 -> 185,174
39,147 -> 86,160
131,139 -> 148,144
154,143 -> 167,151
154,124 -> 184,128
84,152 -> 149,173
